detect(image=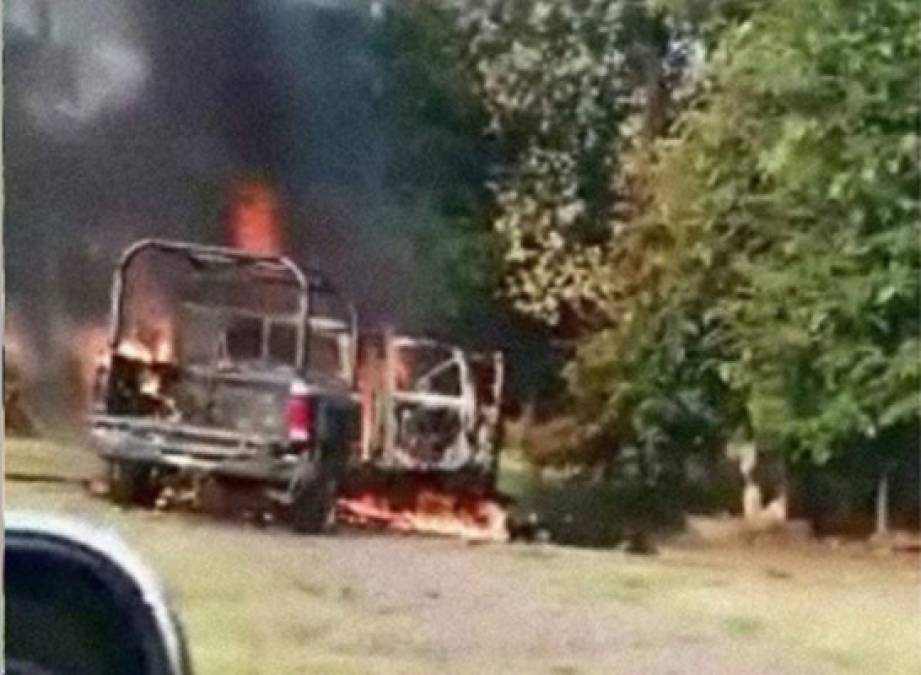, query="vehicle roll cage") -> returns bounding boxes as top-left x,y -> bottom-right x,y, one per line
109,239 -> 358,377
